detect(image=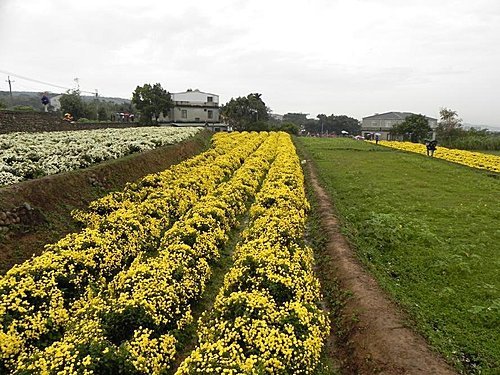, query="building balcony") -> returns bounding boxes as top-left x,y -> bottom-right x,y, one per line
173,101 -> 219,107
